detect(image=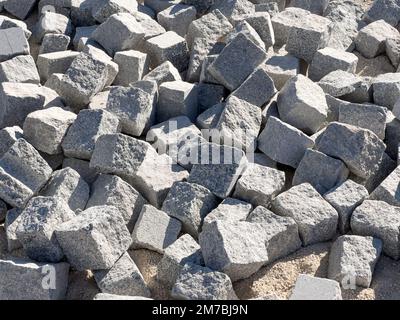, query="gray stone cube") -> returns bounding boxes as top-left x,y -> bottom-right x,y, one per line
0,126 -> 23,158
199,220 -> 269,281
245,12 -> 275,48
132,204 -> 181,253
372,72 -> 400,109
23,107 -> 76,155
288,0 -> 329,15
113,50 -> 149,86
93,252 -> 150,297
92,0 -> 138,23
37,50 -> 80,82
34,12 -> 73,42
144,31 -> 189,72
369,165 -> 400,207
0,139 -> 53,208
208,33 -> 268,91
62,109 -> 121,160
91,13 -> 145,56
351,200 -> 400,260
315,122 -> 386,179
271,183 -> 338,246
210,0 -> 255,25
62,157 -> 98,184
157,4 -> 197,37
293,149 -> 349,195
142,60 -> 181,86
290,274 -> 342,300
0,55 -> 39,84
0,27 -> 29,62
55,205 -> 132,270
318,70 -> 363,98
171,263 -> 238,300
328,235 -> 382,288
264,54 -> 300,90
234,163 -> 285,207
39,34 -> 71,55
258,116 -> 314,168
16,196 -> 75,262
277,74 -> 328,134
